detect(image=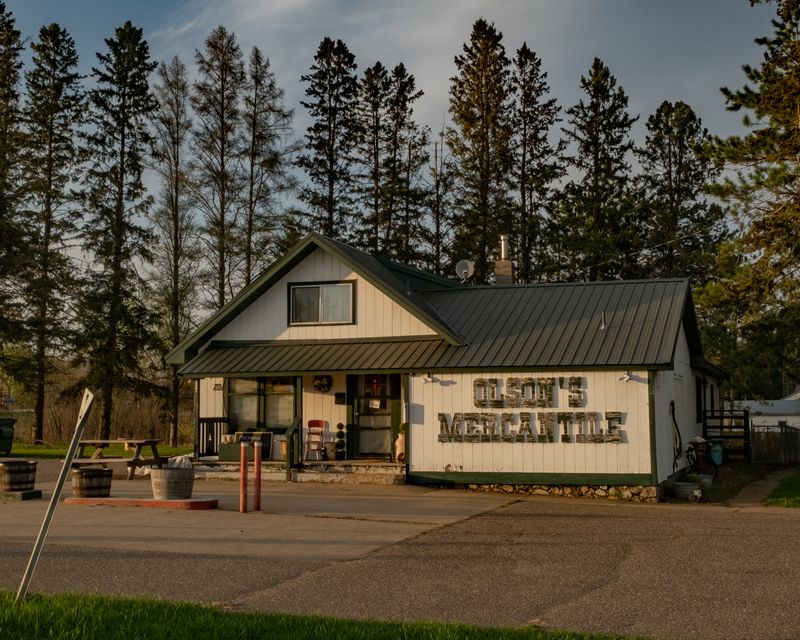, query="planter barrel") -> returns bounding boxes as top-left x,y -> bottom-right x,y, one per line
71,468 -> 112,498
0,459 -> 37,491
672,480 -> 702,500
151,467 -> 194,500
